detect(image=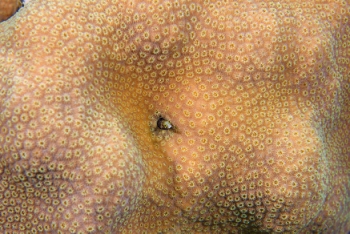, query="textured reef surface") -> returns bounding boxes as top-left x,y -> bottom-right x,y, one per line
0,0 -> 349,233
